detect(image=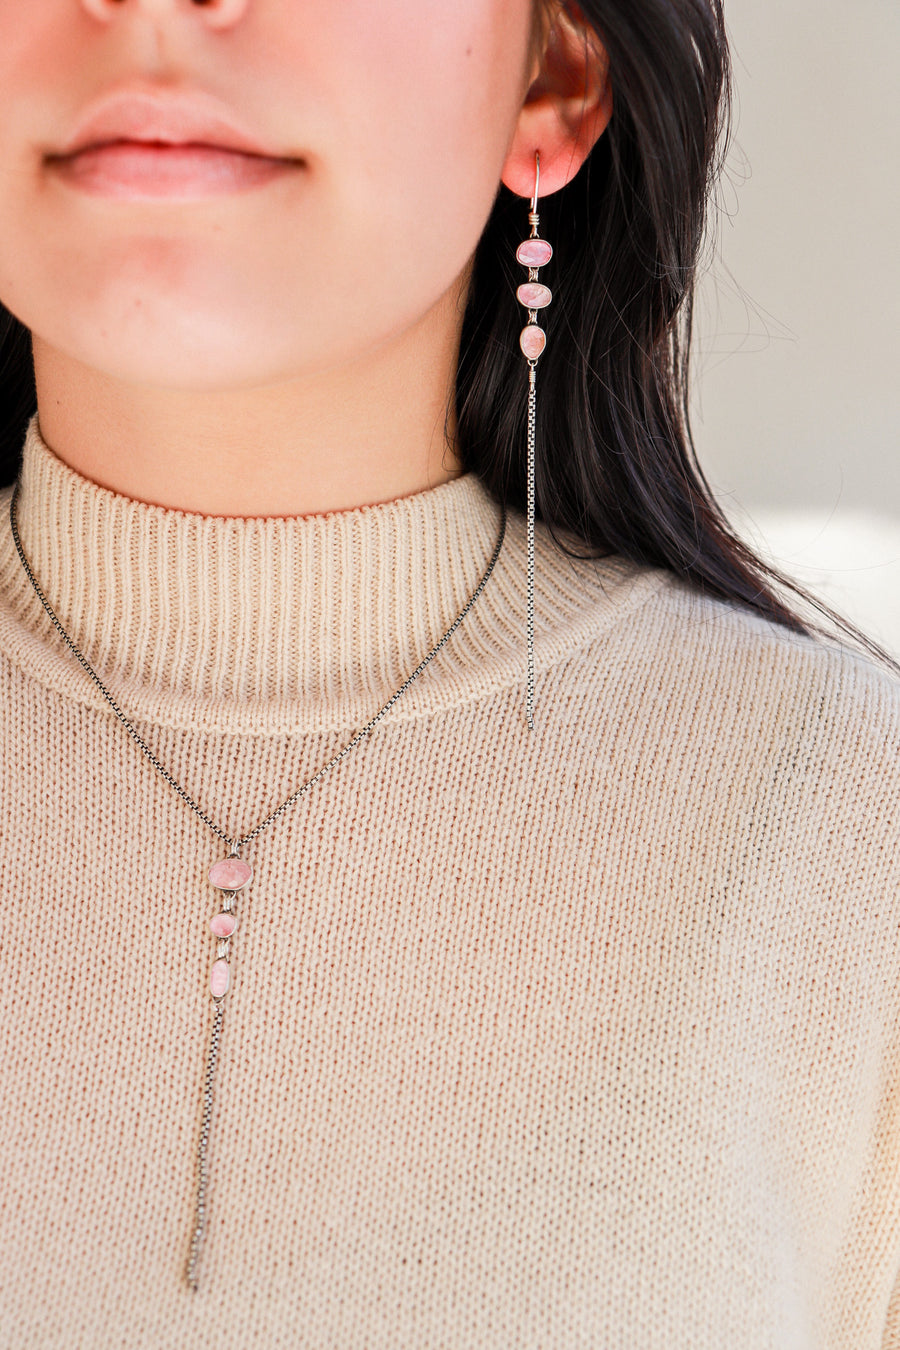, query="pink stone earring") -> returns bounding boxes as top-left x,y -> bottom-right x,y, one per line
515,149 -> 553,731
